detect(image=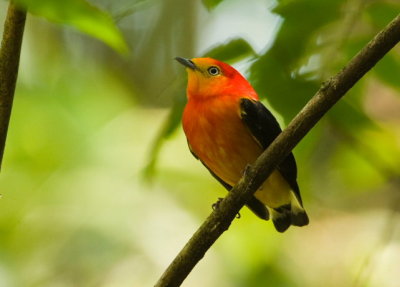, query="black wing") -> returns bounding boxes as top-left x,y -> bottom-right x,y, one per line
187,142 -> 269,220
239,98 -> 303,205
